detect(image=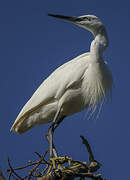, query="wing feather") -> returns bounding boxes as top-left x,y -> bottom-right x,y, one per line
11,52 -> 90,130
